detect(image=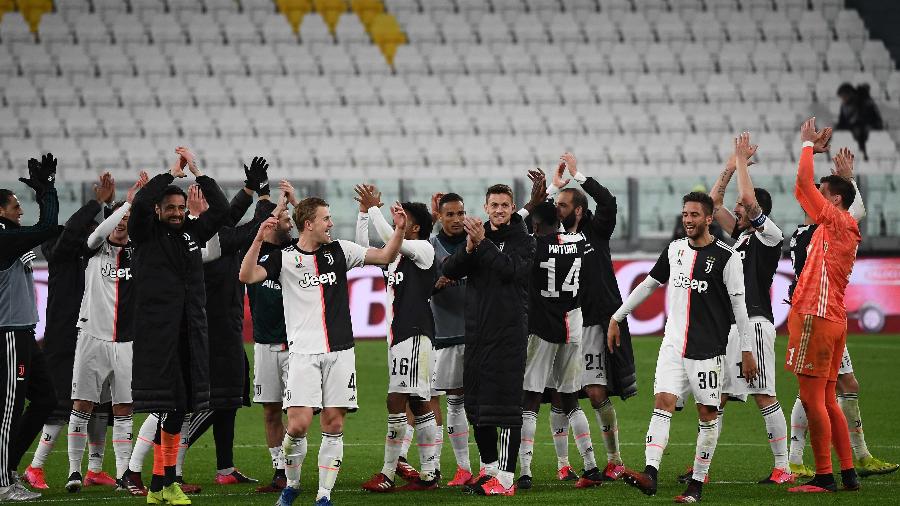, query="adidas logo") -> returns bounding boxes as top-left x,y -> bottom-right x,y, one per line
399,381 -> 407,387
348,395 -> 357,402
790,436 -> 799,441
